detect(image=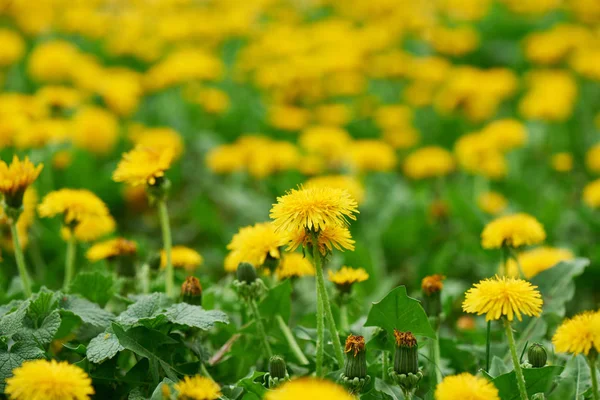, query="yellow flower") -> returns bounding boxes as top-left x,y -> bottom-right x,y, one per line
86,238 -> 137,262
28,40 -> 81,82
435,373 -> 499,400
275,252 -> 315,279
35,85 -> 82,112
422,274 -> 445,295
61,214 -> 116,243
505,247 -> 574,278
265,378 -> 353,400
270,186 -> 359,233
383,128 -> 420,150
113,146 -> 174,187
477,191 -> 508,215
299,126 -> 352,167
481,119 -> 527,151
286,224 -> 355,255
52,150 -> 73,170
162,246 -> 203,271
552,311 -> 600,356
0,29 -> 25,67
268,104 -> 310,131
519,70 -> 577,122
71,106 -> 119,155
403,146 -> 455,179
0,188 -> 37,250
38,189 -> 109,224
586,143 -> 600,174
583,179 -> 600,208
551,152 -> 573,172
481,213 -> 546,249
14,118 -> 69,150
313,103 -> 351,127
0,156 -> 43,207
5,359 -> 94,400
304,175 -> 365,204
455,132 -> 507,180
227,222 -> 286,268
129,127 -> 184,160
174,375 -> 221,400
462,276 -> 543,321
194,87 -> 230,115
429,25 -> 480,57
206,144 -> 246,175
347,140 -> 397,172
328,266 -> 369,291
374,105 -> 413,131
